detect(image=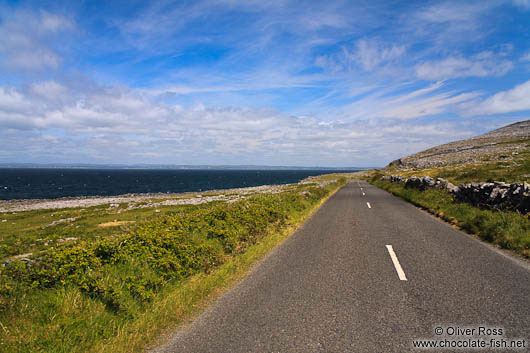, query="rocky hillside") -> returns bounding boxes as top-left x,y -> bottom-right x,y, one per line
388,119 -> 530,169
